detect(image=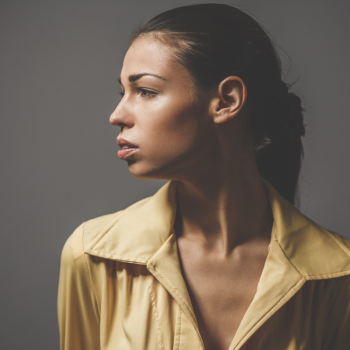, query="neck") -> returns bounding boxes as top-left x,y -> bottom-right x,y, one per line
174,142 -> 273,256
